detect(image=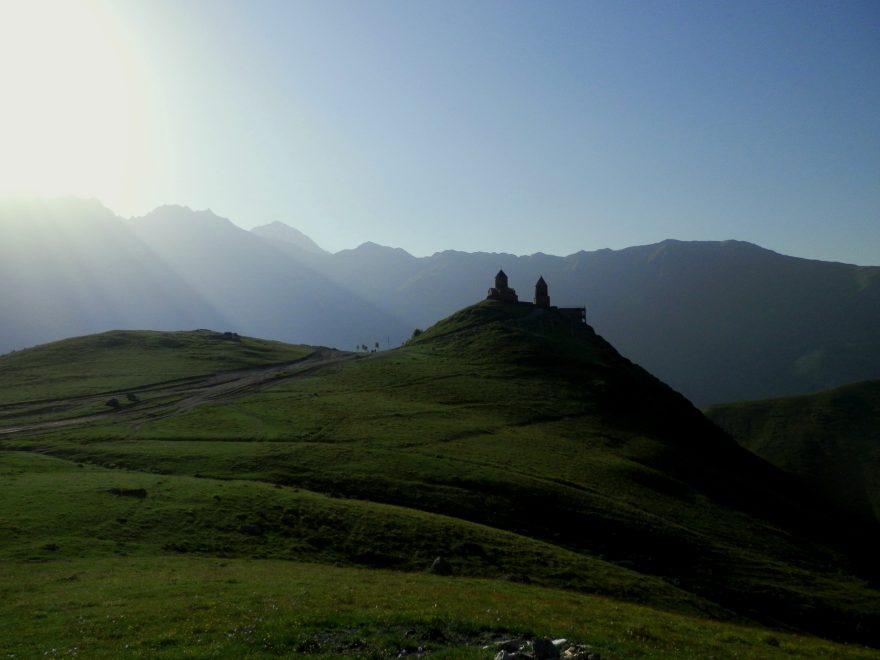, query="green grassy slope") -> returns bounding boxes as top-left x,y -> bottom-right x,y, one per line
2,305 -> 880,654
0,329 -> 316,429
0,451 -> 701,613
705,380 -> 880,523
0,329 -> 313,405
3,555 -> 876,659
